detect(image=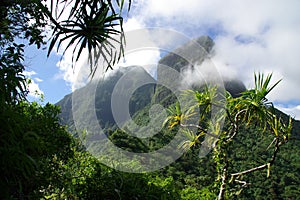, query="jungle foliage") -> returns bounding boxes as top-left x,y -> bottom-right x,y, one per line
1,1 -> 300,199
